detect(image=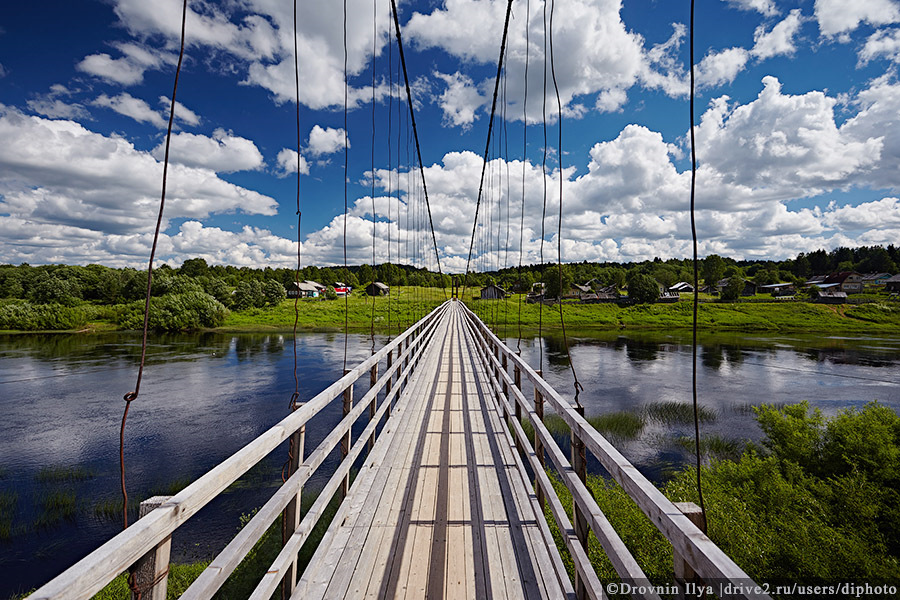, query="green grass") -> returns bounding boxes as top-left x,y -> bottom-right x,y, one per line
673,435 -> 744,462
91,562 -> 210,600
221,286 -> 448,333
0,491 -> 17,540
588,411 -> 646,441
35,465 -> 95,483
35,490 -> 78,529
93,497 -> 140,522
644,401 -> 717,425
